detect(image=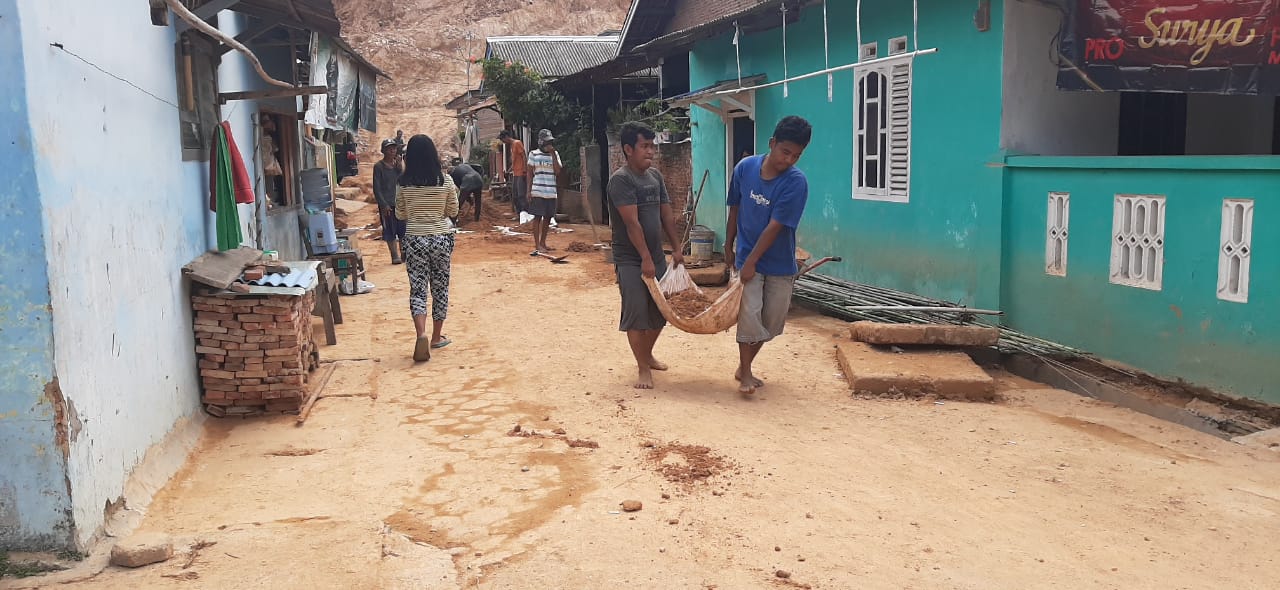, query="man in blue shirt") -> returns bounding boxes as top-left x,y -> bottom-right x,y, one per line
725,116 -> 812,395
